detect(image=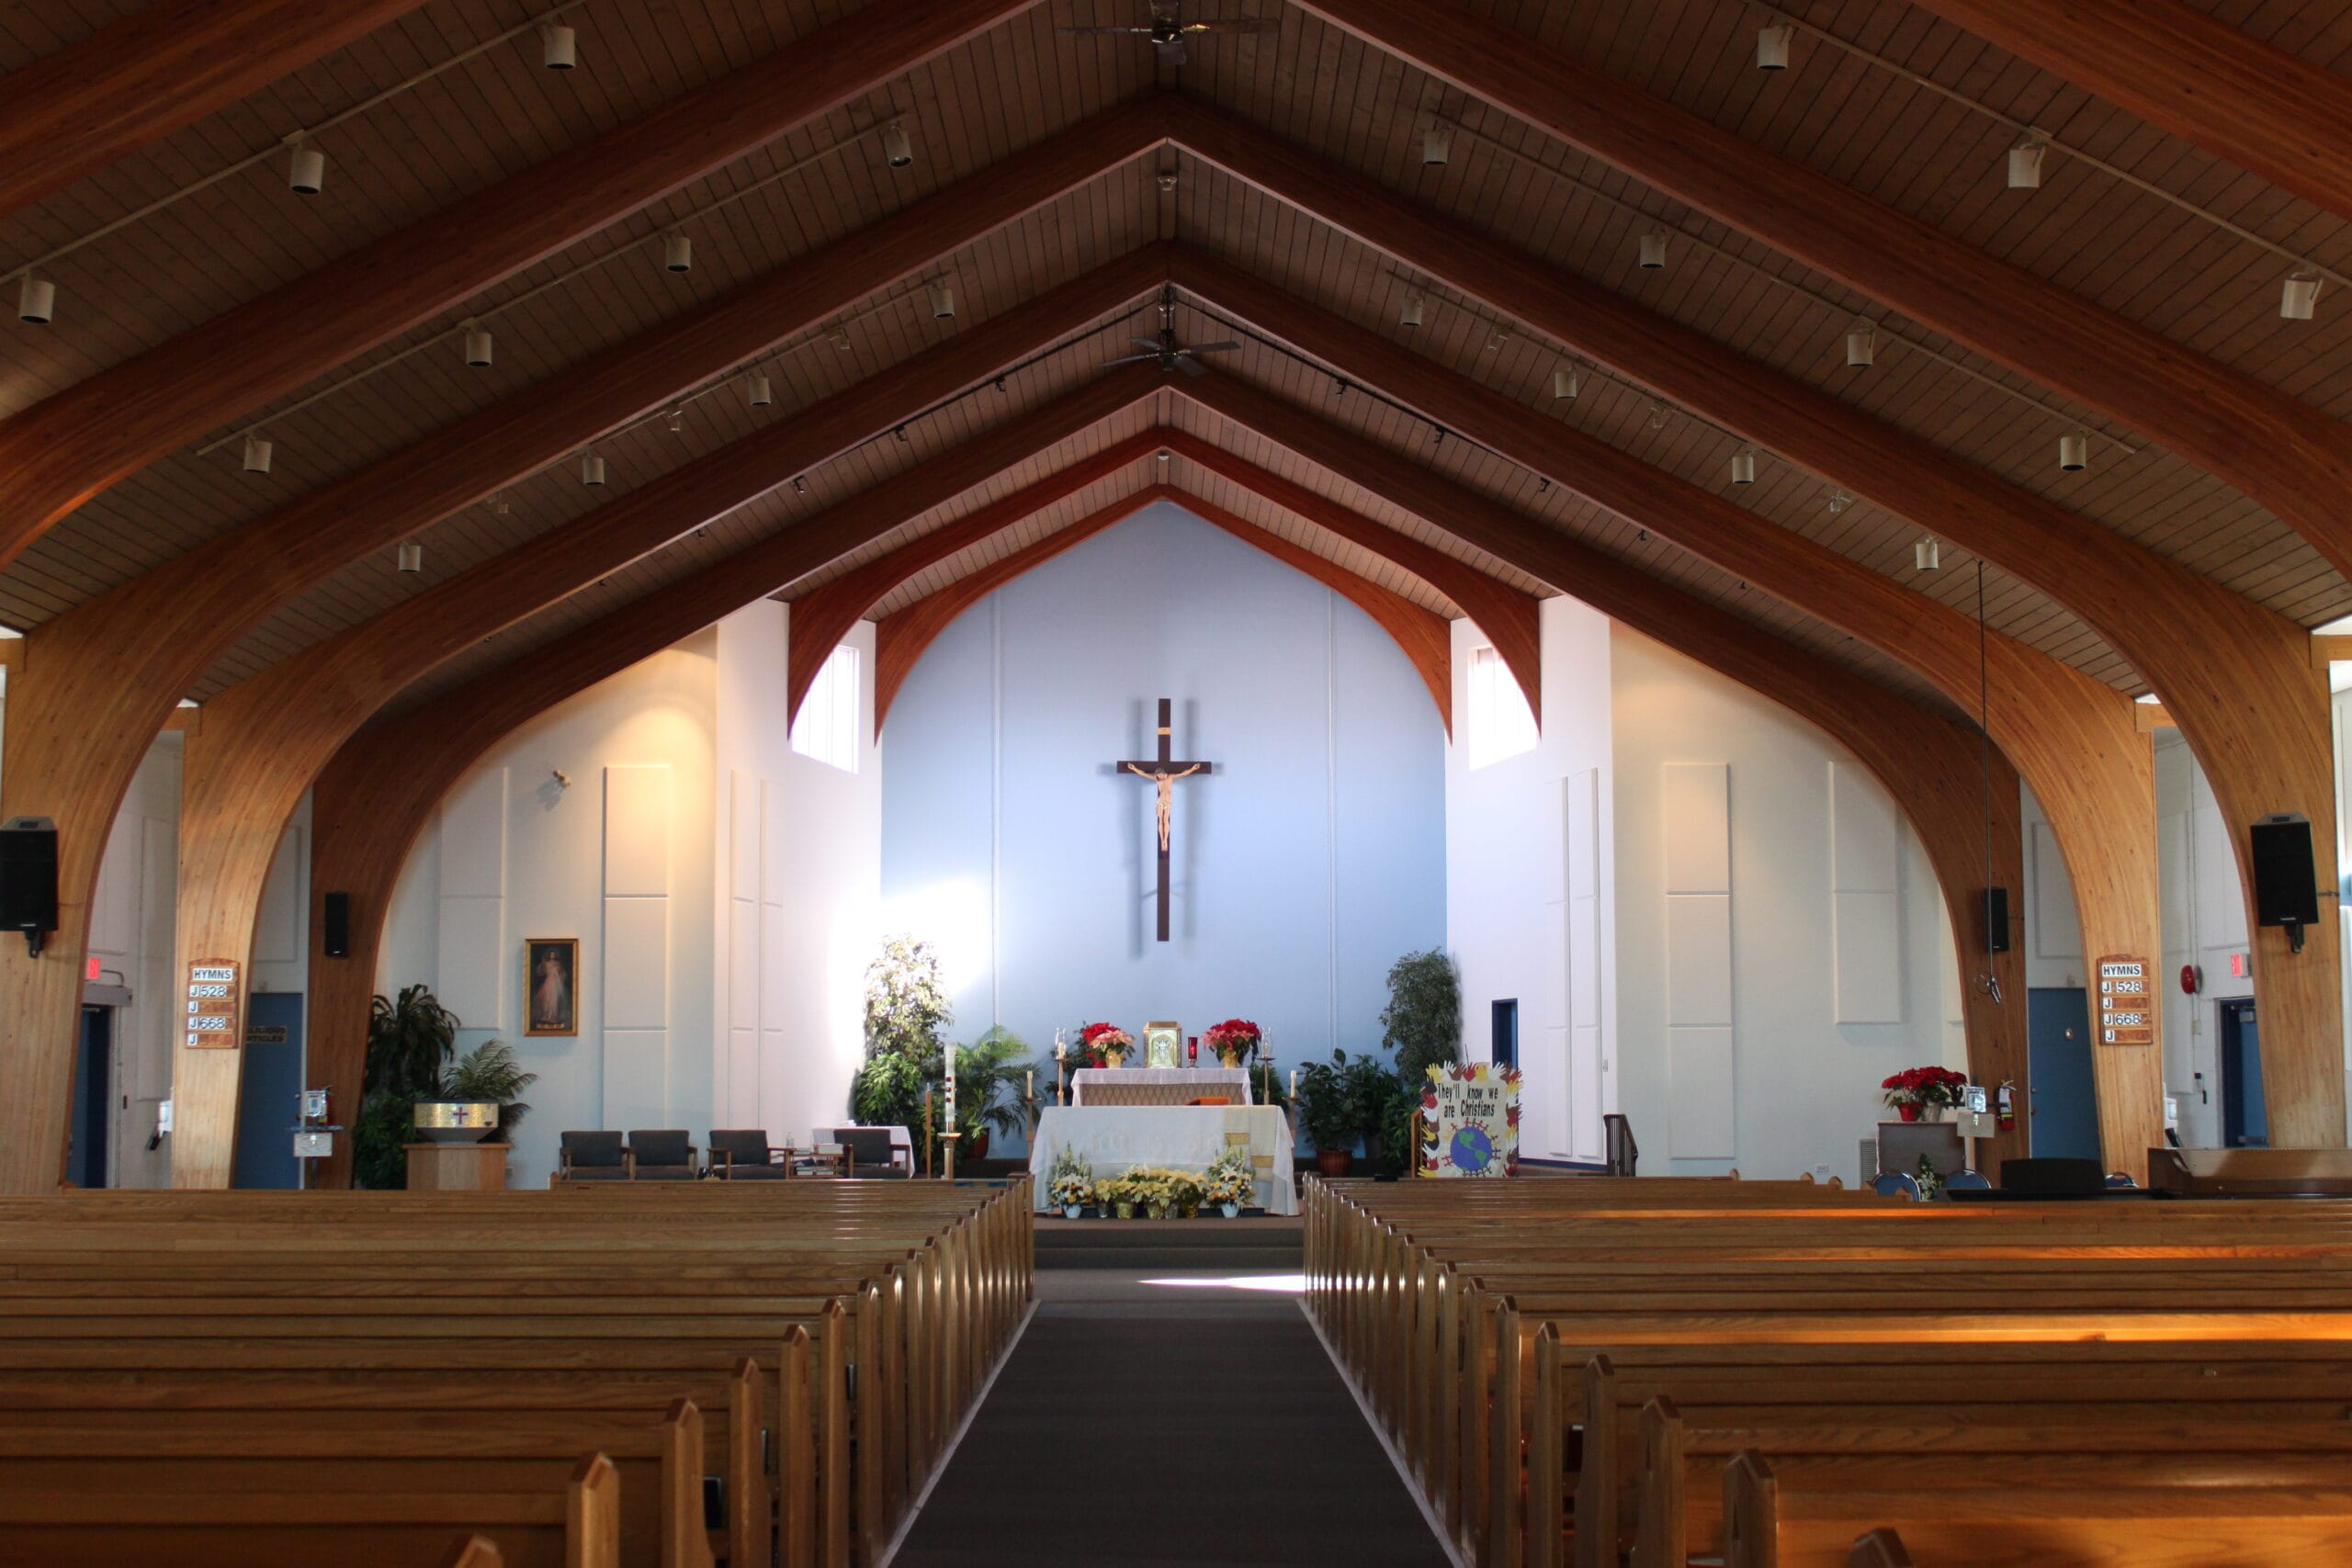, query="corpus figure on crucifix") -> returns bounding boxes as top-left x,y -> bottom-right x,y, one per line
1117,697 -> 1214,942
